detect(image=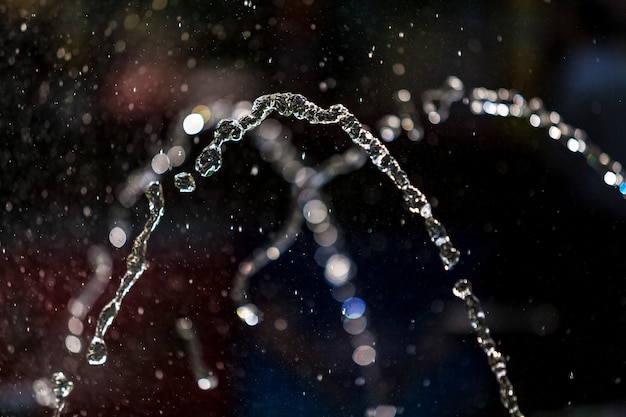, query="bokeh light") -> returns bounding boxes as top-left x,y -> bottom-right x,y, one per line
183,113 -> 205,135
